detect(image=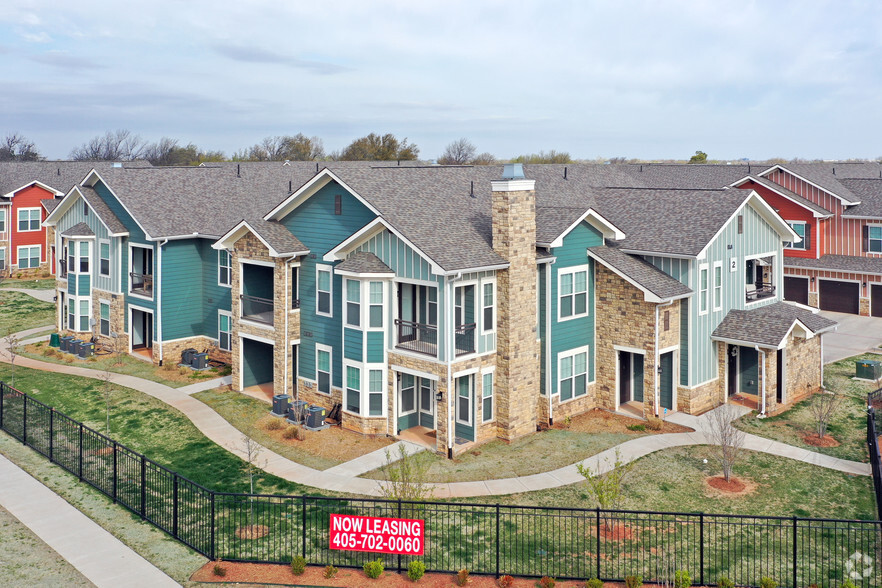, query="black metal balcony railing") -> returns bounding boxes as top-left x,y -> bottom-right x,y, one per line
746,281 -> 776,302
292,298 -> 301,310
130,272 -> 153,296
395,319 -> 438,357
454,323 -> 476,357
240,294 -> 274,326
